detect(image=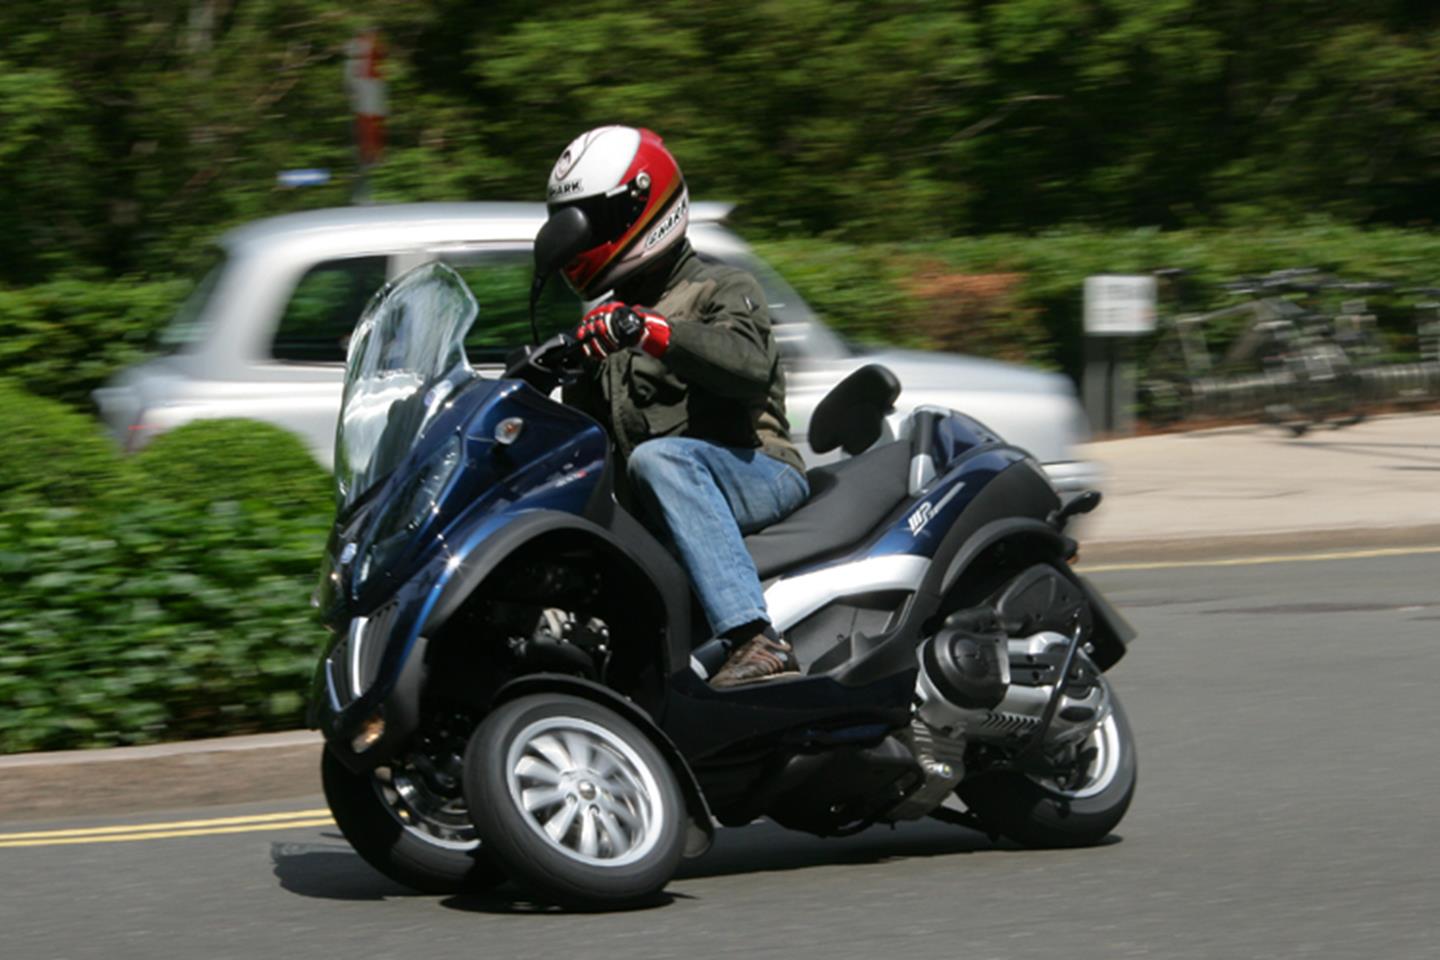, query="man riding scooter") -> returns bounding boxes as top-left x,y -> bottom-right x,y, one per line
544,125 -> 808,687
